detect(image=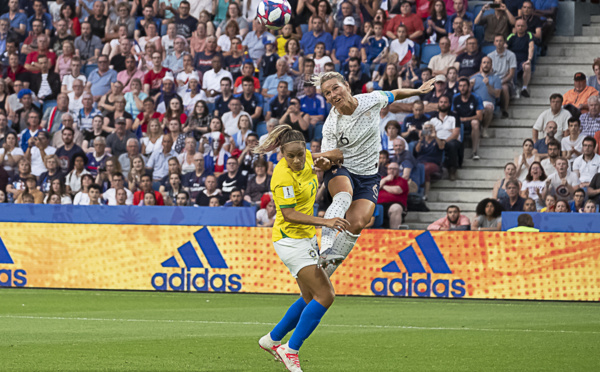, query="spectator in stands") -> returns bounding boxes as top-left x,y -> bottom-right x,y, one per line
331,17 -> 362,68
453,77 -> 483,160
113,188 -> 127,206
266,81 -> 290,122
390,137 -> 416,180
106,118 -> 136,158
224,187 -> 251,207
102,172 -> 133,205
41,94 -> 70,135
472,198 -> 503,230
299,83 -> 326,135
262,59 -> 294,100
141,190 -> 158,206
472,56 -> 501,137
587,169 -> 600,203
44,177 -> 72,204
422,75 -> 453,114
222,98 -> 249,136
6,157 -> 31,200
507,18 -> 534,98
218,156 -> 247,201
300,16 -> 333,56
80,115 -> 107,152
175,191 -> 190,207
133,174 -> 164,205
85,183 -> 102,205
540,139 -> 560,175
162,36 -> 188,75
401,101 -> 430,143
279,97 -> 309,142
13,89 -> 42,134
514,139 -> 539,181
256,194 -> 276,227
21,19 -> 44,54
377,161 -> 408,228
588,58 -> 600,92
18,113 -> 43,156
203,55 -> 233,102
573,137 -> 600,188
381,121 -> 401,155
564,73 -> 599,117
475,0 -> 516,45
235,76 -> 264,125
388,25 -> 414,67
562,118 -> 584,163
581,199 -> 597,213
1,0 -> 27,39
500,179 -> 525,211
143,52 -> 170,97
37,154 -> 63,193
147,135 -> 176,182
214,78 -> 234,118
0,133 -> 21,175
361,21 -> 388,68
415,122 -> 444,199
67,78 -> 85,112
520,161 -> 546,209
75,21 -> 102,65
425,0 -> 449,44
195,174 -> 222,206
65,152 -> 90,194
118,56 -> 145,94
428,204 -> 471,230
15,173 -> 44,204
430,95 -> 461,180
531,0 -> 557,37
493,162 -> 520,203
428,37 -> 455,77
345,57 -> 370,95
27,55 -> 60,103
25,130 -> 55,177
25,34 -> 57,73
159,172 -> 184,206
385,1 -> 424,43
118,138 -> 143,178
533,93 -> 570,142
77,92 -> 100,132
542,157 -> 580,202
127,155 -> 150,192
533,121 -> 557,158
448,17 -> 468,56
243,19 -> 275,66
522,197 -> 536,212
182,153 -> 211,201
488,34 -> 517,118
554,201 -> 569,213
87,55 -> 118,102
176,137 -> 198,174
454,37 -> 484,77
570,188 -> 586,213
518,1 -> 543,42
579,96 -> 600,137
